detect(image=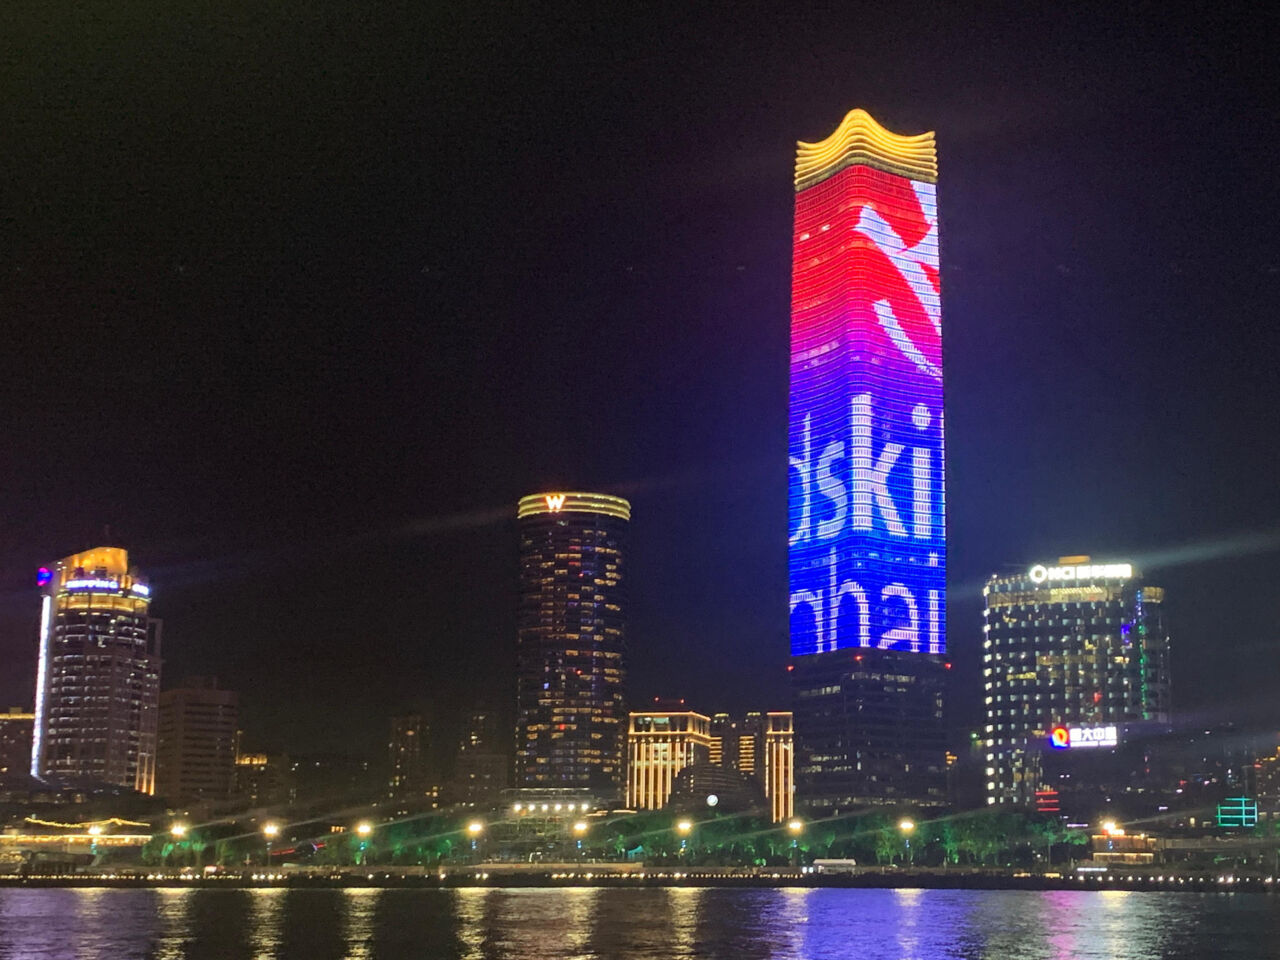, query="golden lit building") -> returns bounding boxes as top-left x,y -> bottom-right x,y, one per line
32,547 -> 161,793
764,711 -> 795,822
708,710 -> 794,822
516,492 -> 629,793
626,709 -> 711,810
